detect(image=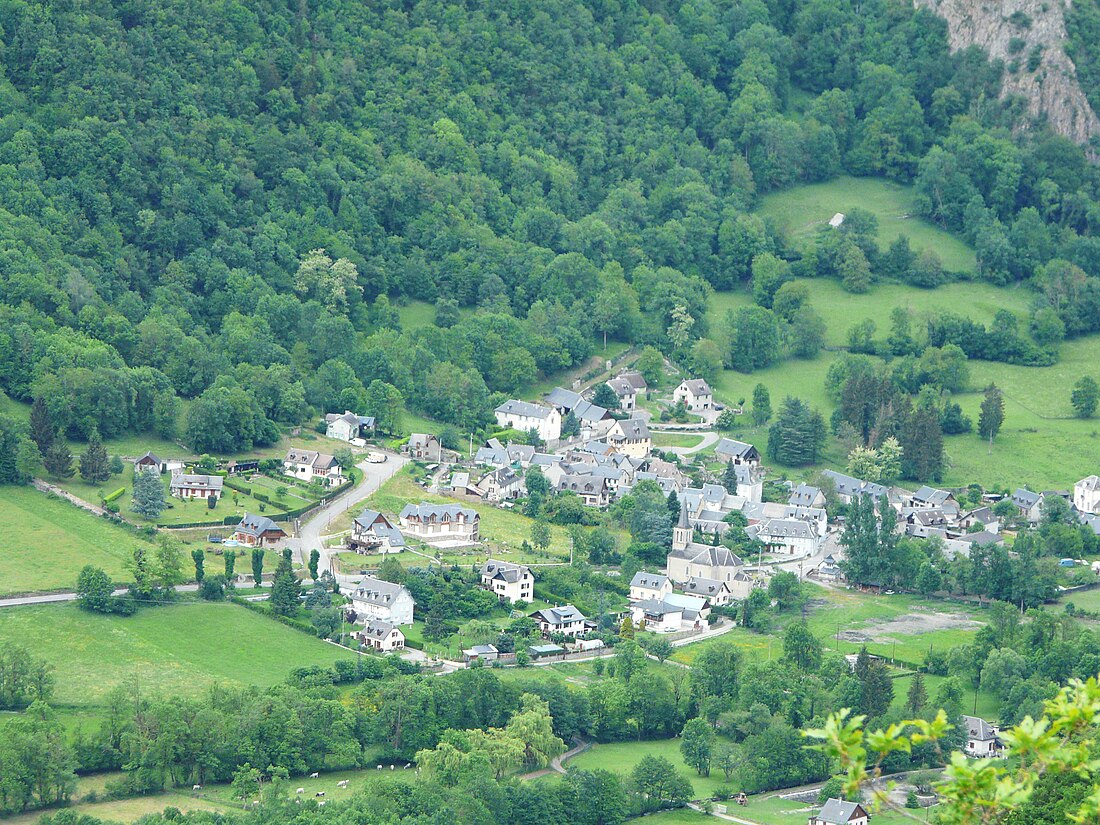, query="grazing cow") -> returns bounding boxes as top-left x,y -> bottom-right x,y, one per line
295,788 -> 305,794
336,781 -> 349,788
309,772 -> 319,778
193,785 -> 202,791
319,801 -> 327,807
315,791 -> 325,797
389,765 -> 395,770
376,765 -> 382,770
